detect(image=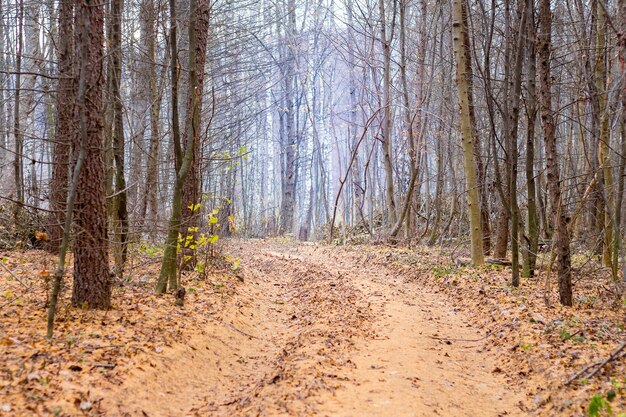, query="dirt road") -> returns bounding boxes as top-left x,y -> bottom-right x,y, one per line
102,240 -> 526,416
